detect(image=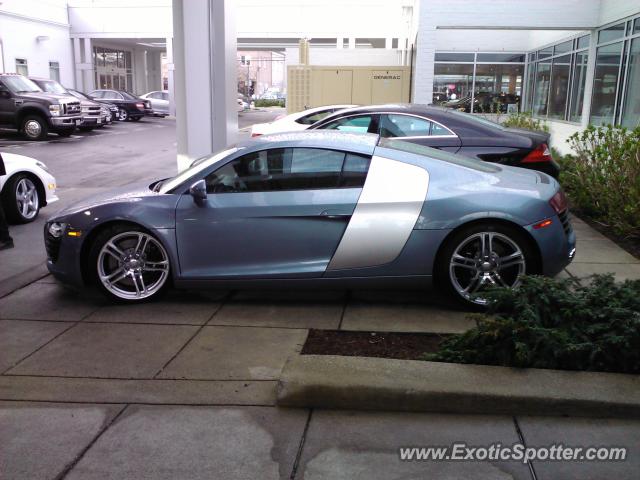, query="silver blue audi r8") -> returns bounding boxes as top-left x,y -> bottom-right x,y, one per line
44,131 -> 576,307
